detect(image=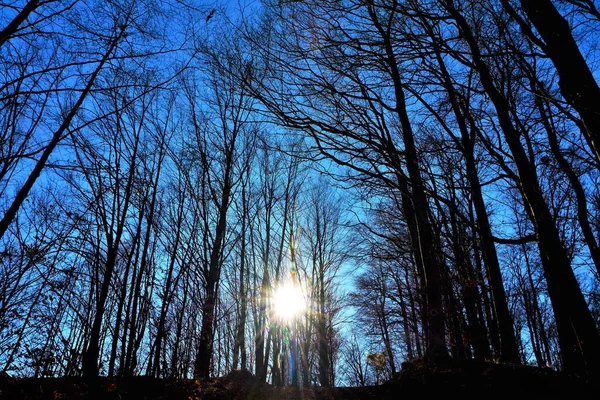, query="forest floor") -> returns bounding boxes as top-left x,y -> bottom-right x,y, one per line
0,359 -> 594,399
